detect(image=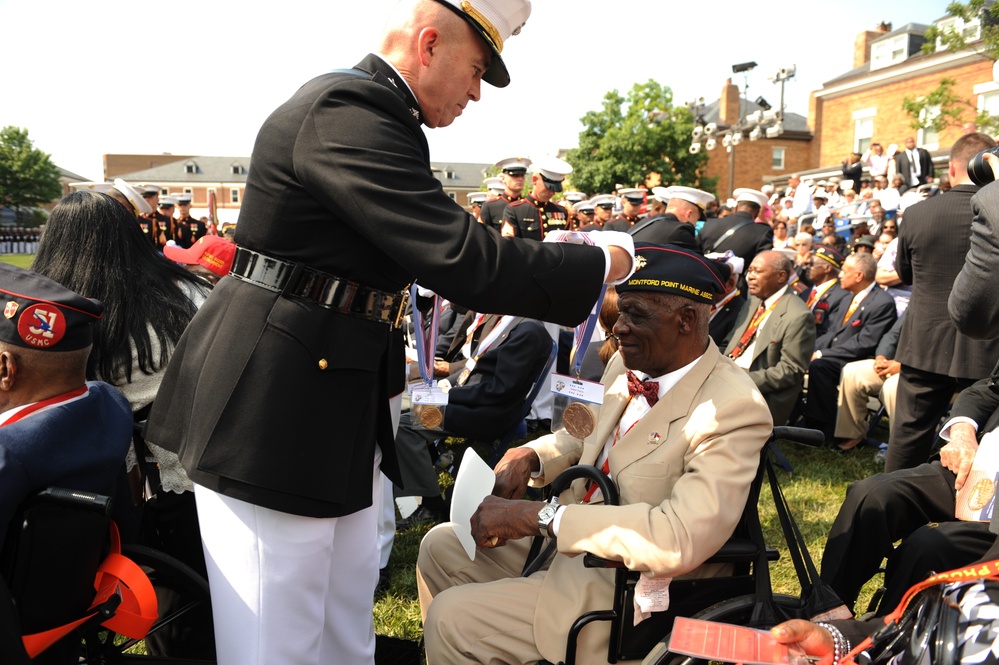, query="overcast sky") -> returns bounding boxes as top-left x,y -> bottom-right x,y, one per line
0,0 -> 952,181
